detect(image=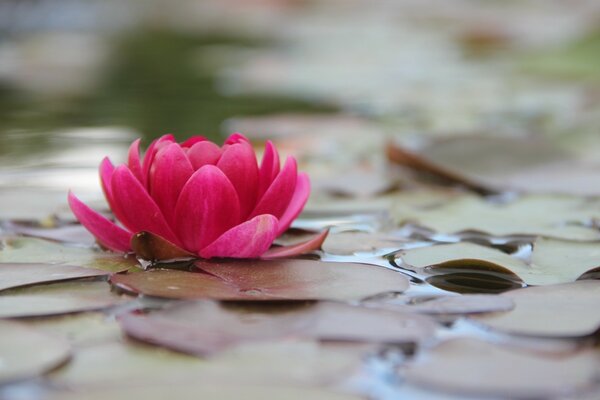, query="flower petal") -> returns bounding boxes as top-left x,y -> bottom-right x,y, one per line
174,165 -> 241,252
261,229 -> 328,259
142,134 -> 175,187
224,132 -> 251,145
149,143 -> 194,224
127,139 -> 144,185
111,165 -> 180,245
181,136 -> 207,148
250,156 -> 297,220
99,157 -> 115,202
276,172 -> 310,236
200,214 -> 278,259
216,141 -> 259,219
68,191 -> 132,252
187,141 -> 222,170
258,140 -> 280,199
